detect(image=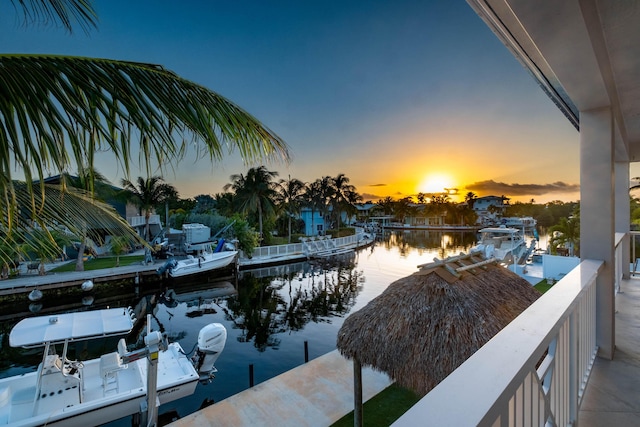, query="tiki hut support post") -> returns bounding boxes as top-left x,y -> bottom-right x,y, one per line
354,357 -> 363,427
